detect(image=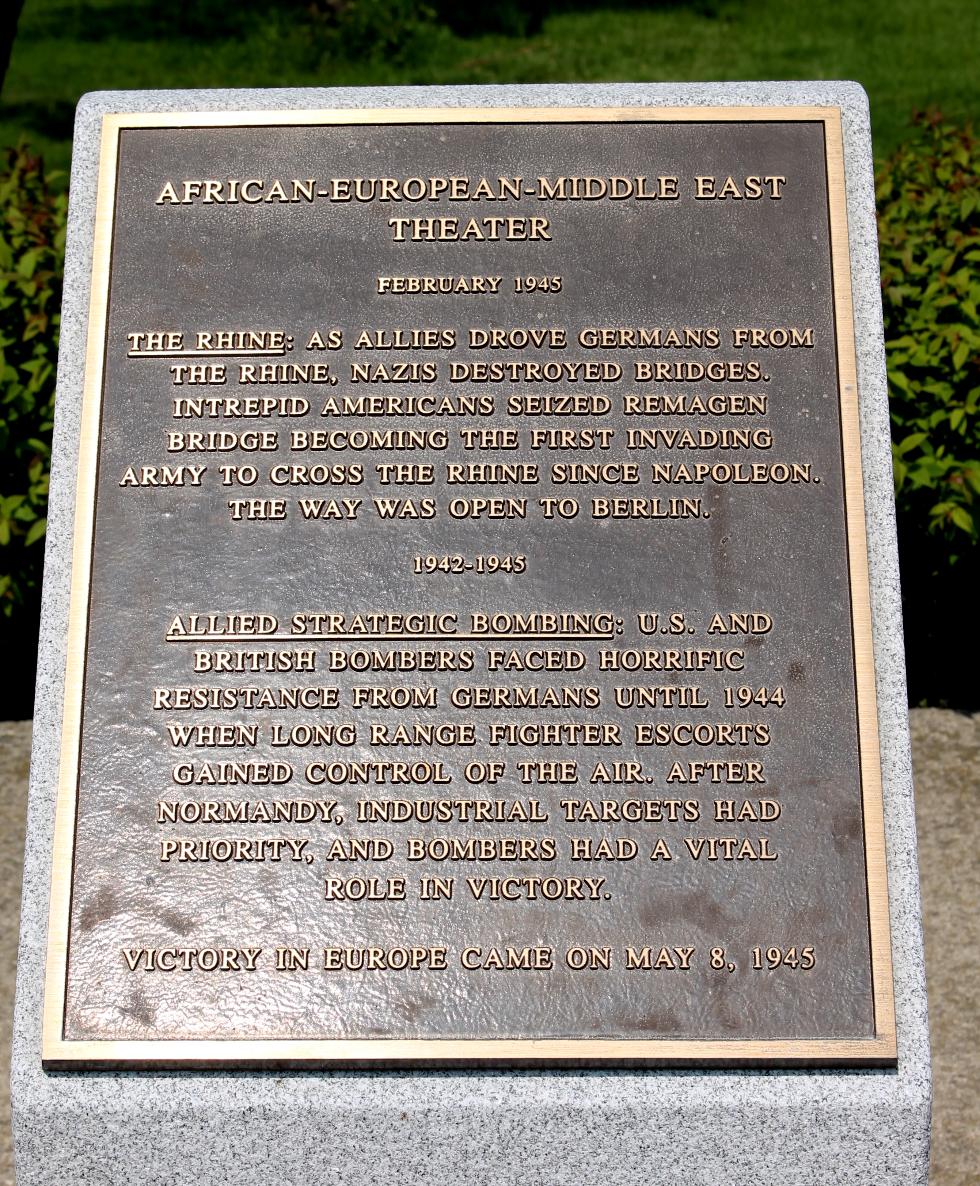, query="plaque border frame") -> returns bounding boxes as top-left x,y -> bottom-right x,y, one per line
42,104 -> 897,1069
